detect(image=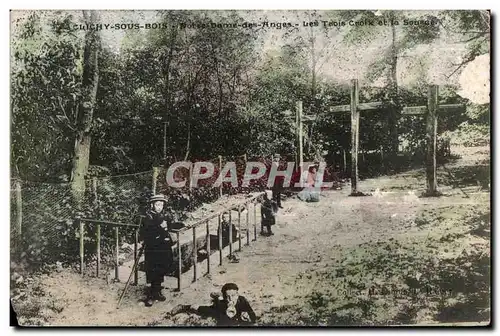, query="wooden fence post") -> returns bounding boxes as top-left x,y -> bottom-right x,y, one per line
218,156 -> 223,197
342,149 -> 347,174
96,223 -> 101,277
134,227 -> 139,286
218,214 -> 223,266
253,202 -> 257,241
350,79 -> 360,195
152,167 -> 158,194
177,231 -> 182,291
246,203 -> 250,246
114,227 -> 120,281
78,218 -> 84,275
206,220 -> 210,275
15,180 -> 22,235
297,101 -> 304,176
192,226 -> 197,282
237,206 -> 242,251
228,210 -> 233,256
426,85 -> 439,195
